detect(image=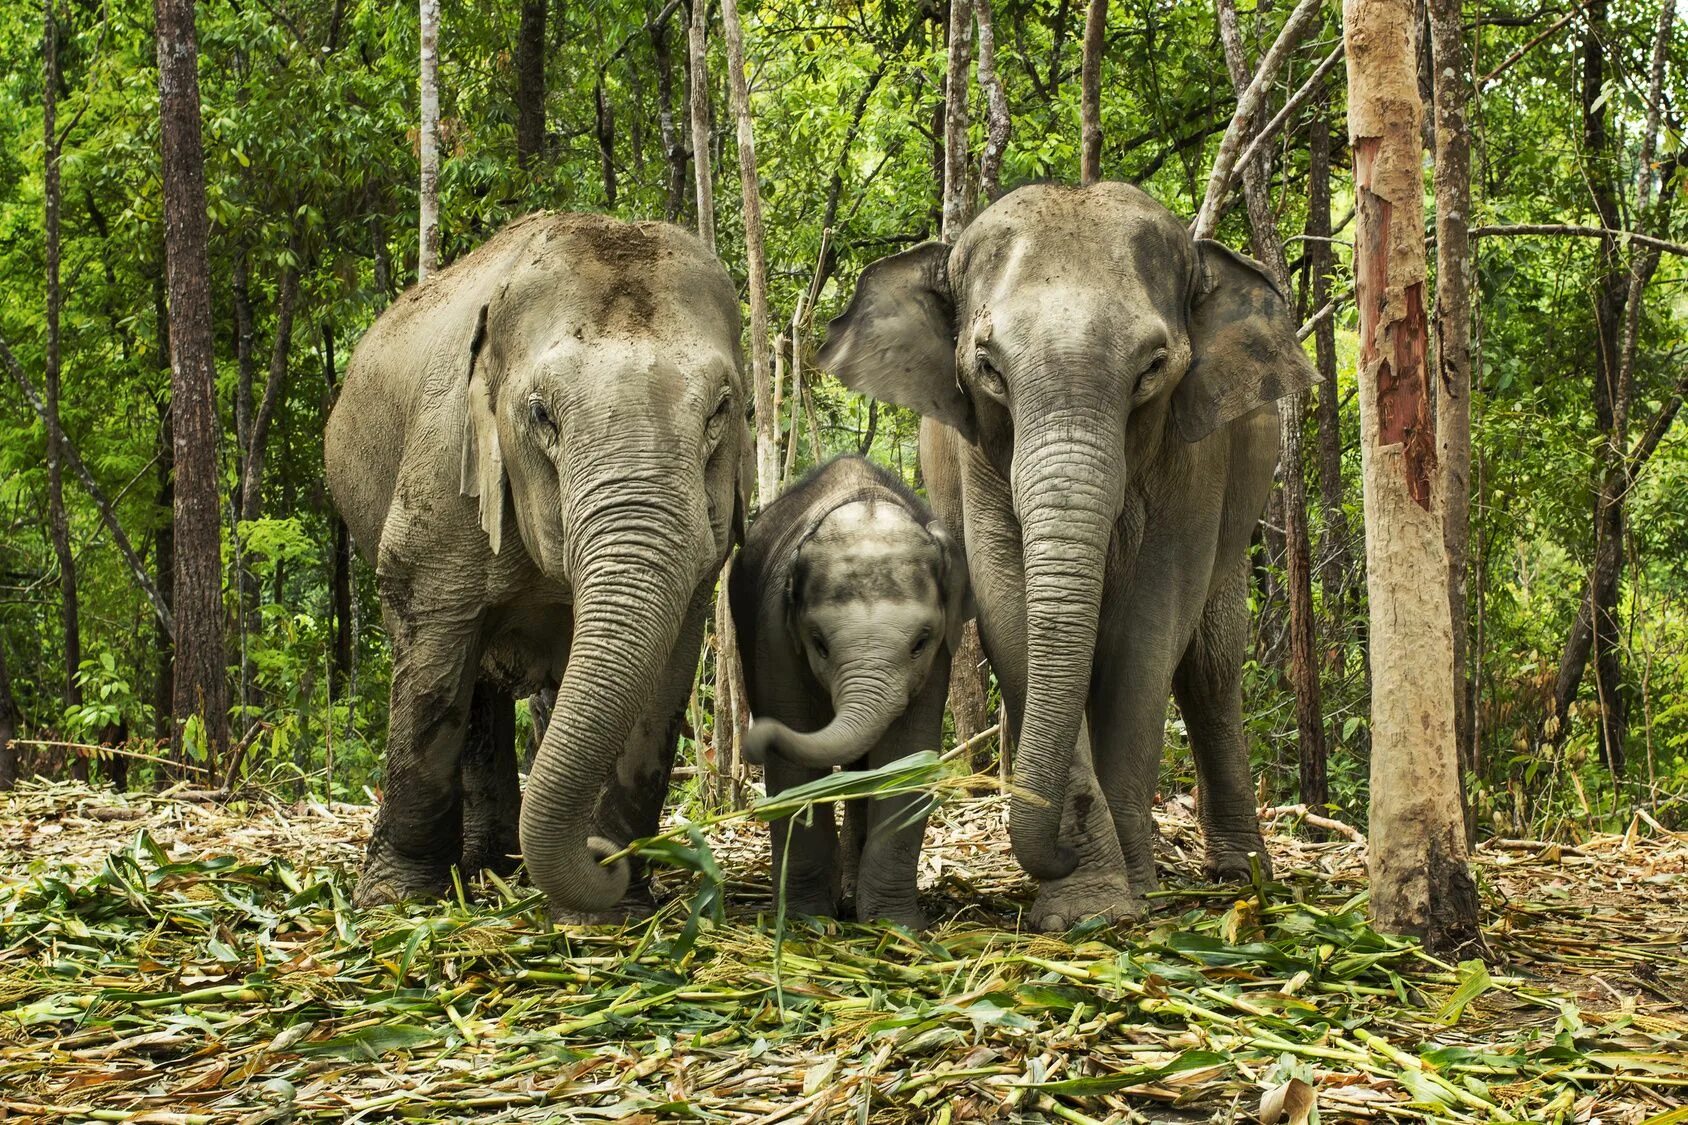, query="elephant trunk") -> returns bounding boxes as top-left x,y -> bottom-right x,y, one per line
747,669 -> 906,770
1008,410 -> 1122,882
519,491 -> 700,915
